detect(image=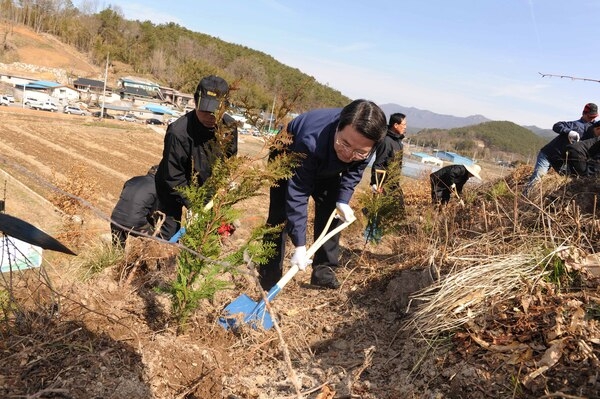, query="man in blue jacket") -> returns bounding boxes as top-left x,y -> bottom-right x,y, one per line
259,99 -> 387,290
155,75 -> 238,239
524,103 -> 597,195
